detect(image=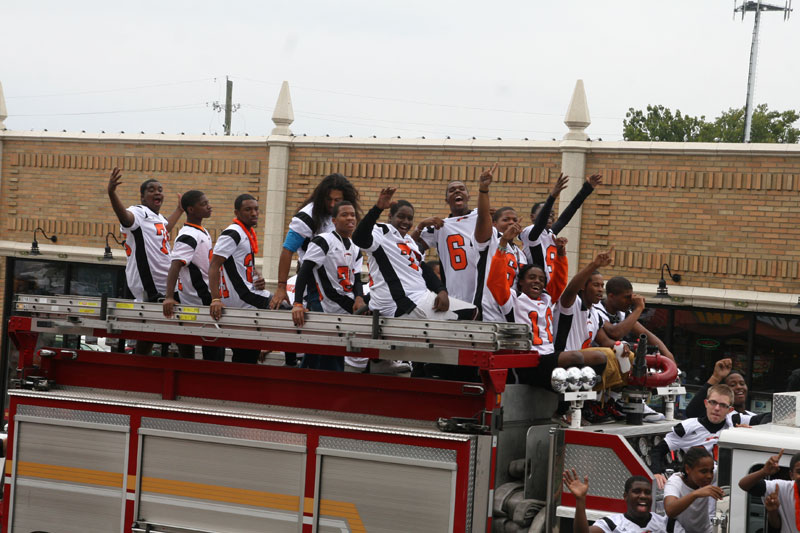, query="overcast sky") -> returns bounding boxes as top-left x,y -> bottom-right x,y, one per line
2,1 -> 798,141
